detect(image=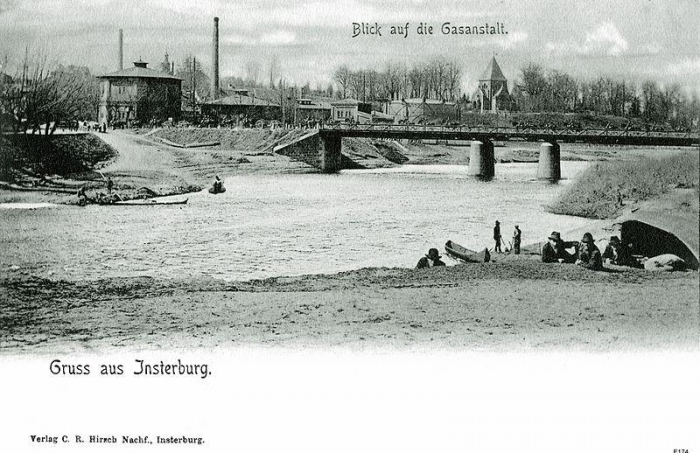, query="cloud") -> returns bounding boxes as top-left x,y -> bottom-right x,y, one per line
260,31 -> 296,45
662,57 -> 700,76
544,21 -> 629,57
496,31 -> 528,50
583,22 -> 628,55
